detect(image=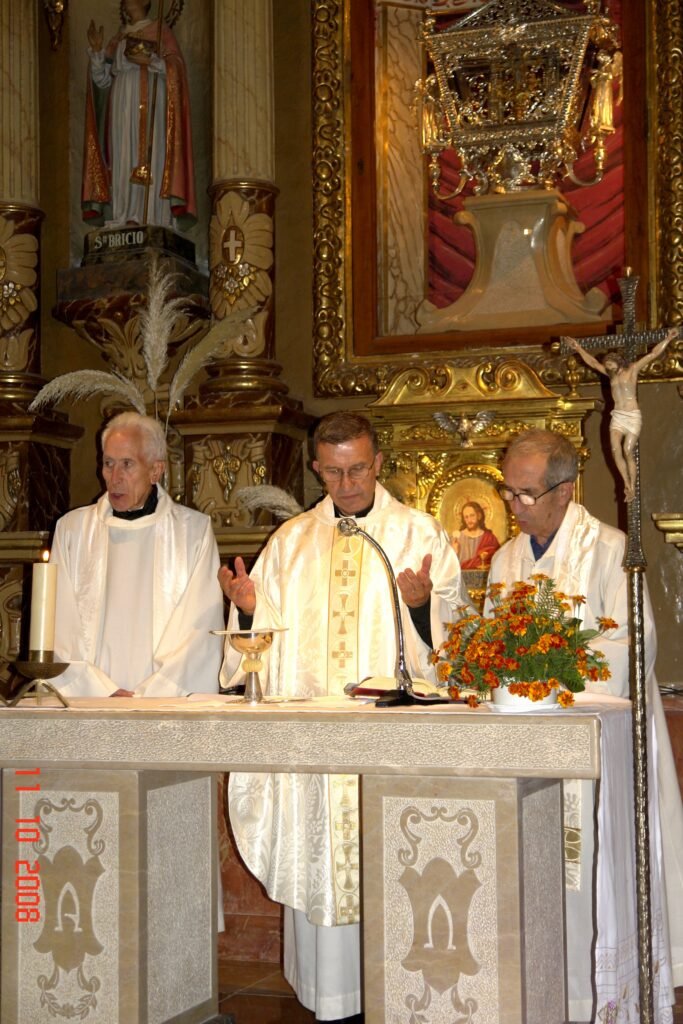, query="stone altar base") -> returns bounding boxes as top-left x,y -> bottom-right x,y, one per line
1,769 -> 218,1024
363,774 -> 566,1024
